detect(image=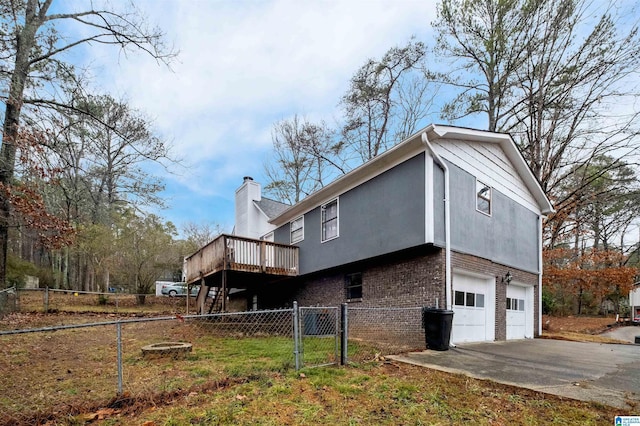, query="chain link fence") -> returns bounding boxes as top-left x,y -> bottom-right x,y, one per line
17,288 -> 200,317
346,306 -> 425,363
299,306 -> 340,368
0,309 -> 296,425
0,300 -> 430,424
